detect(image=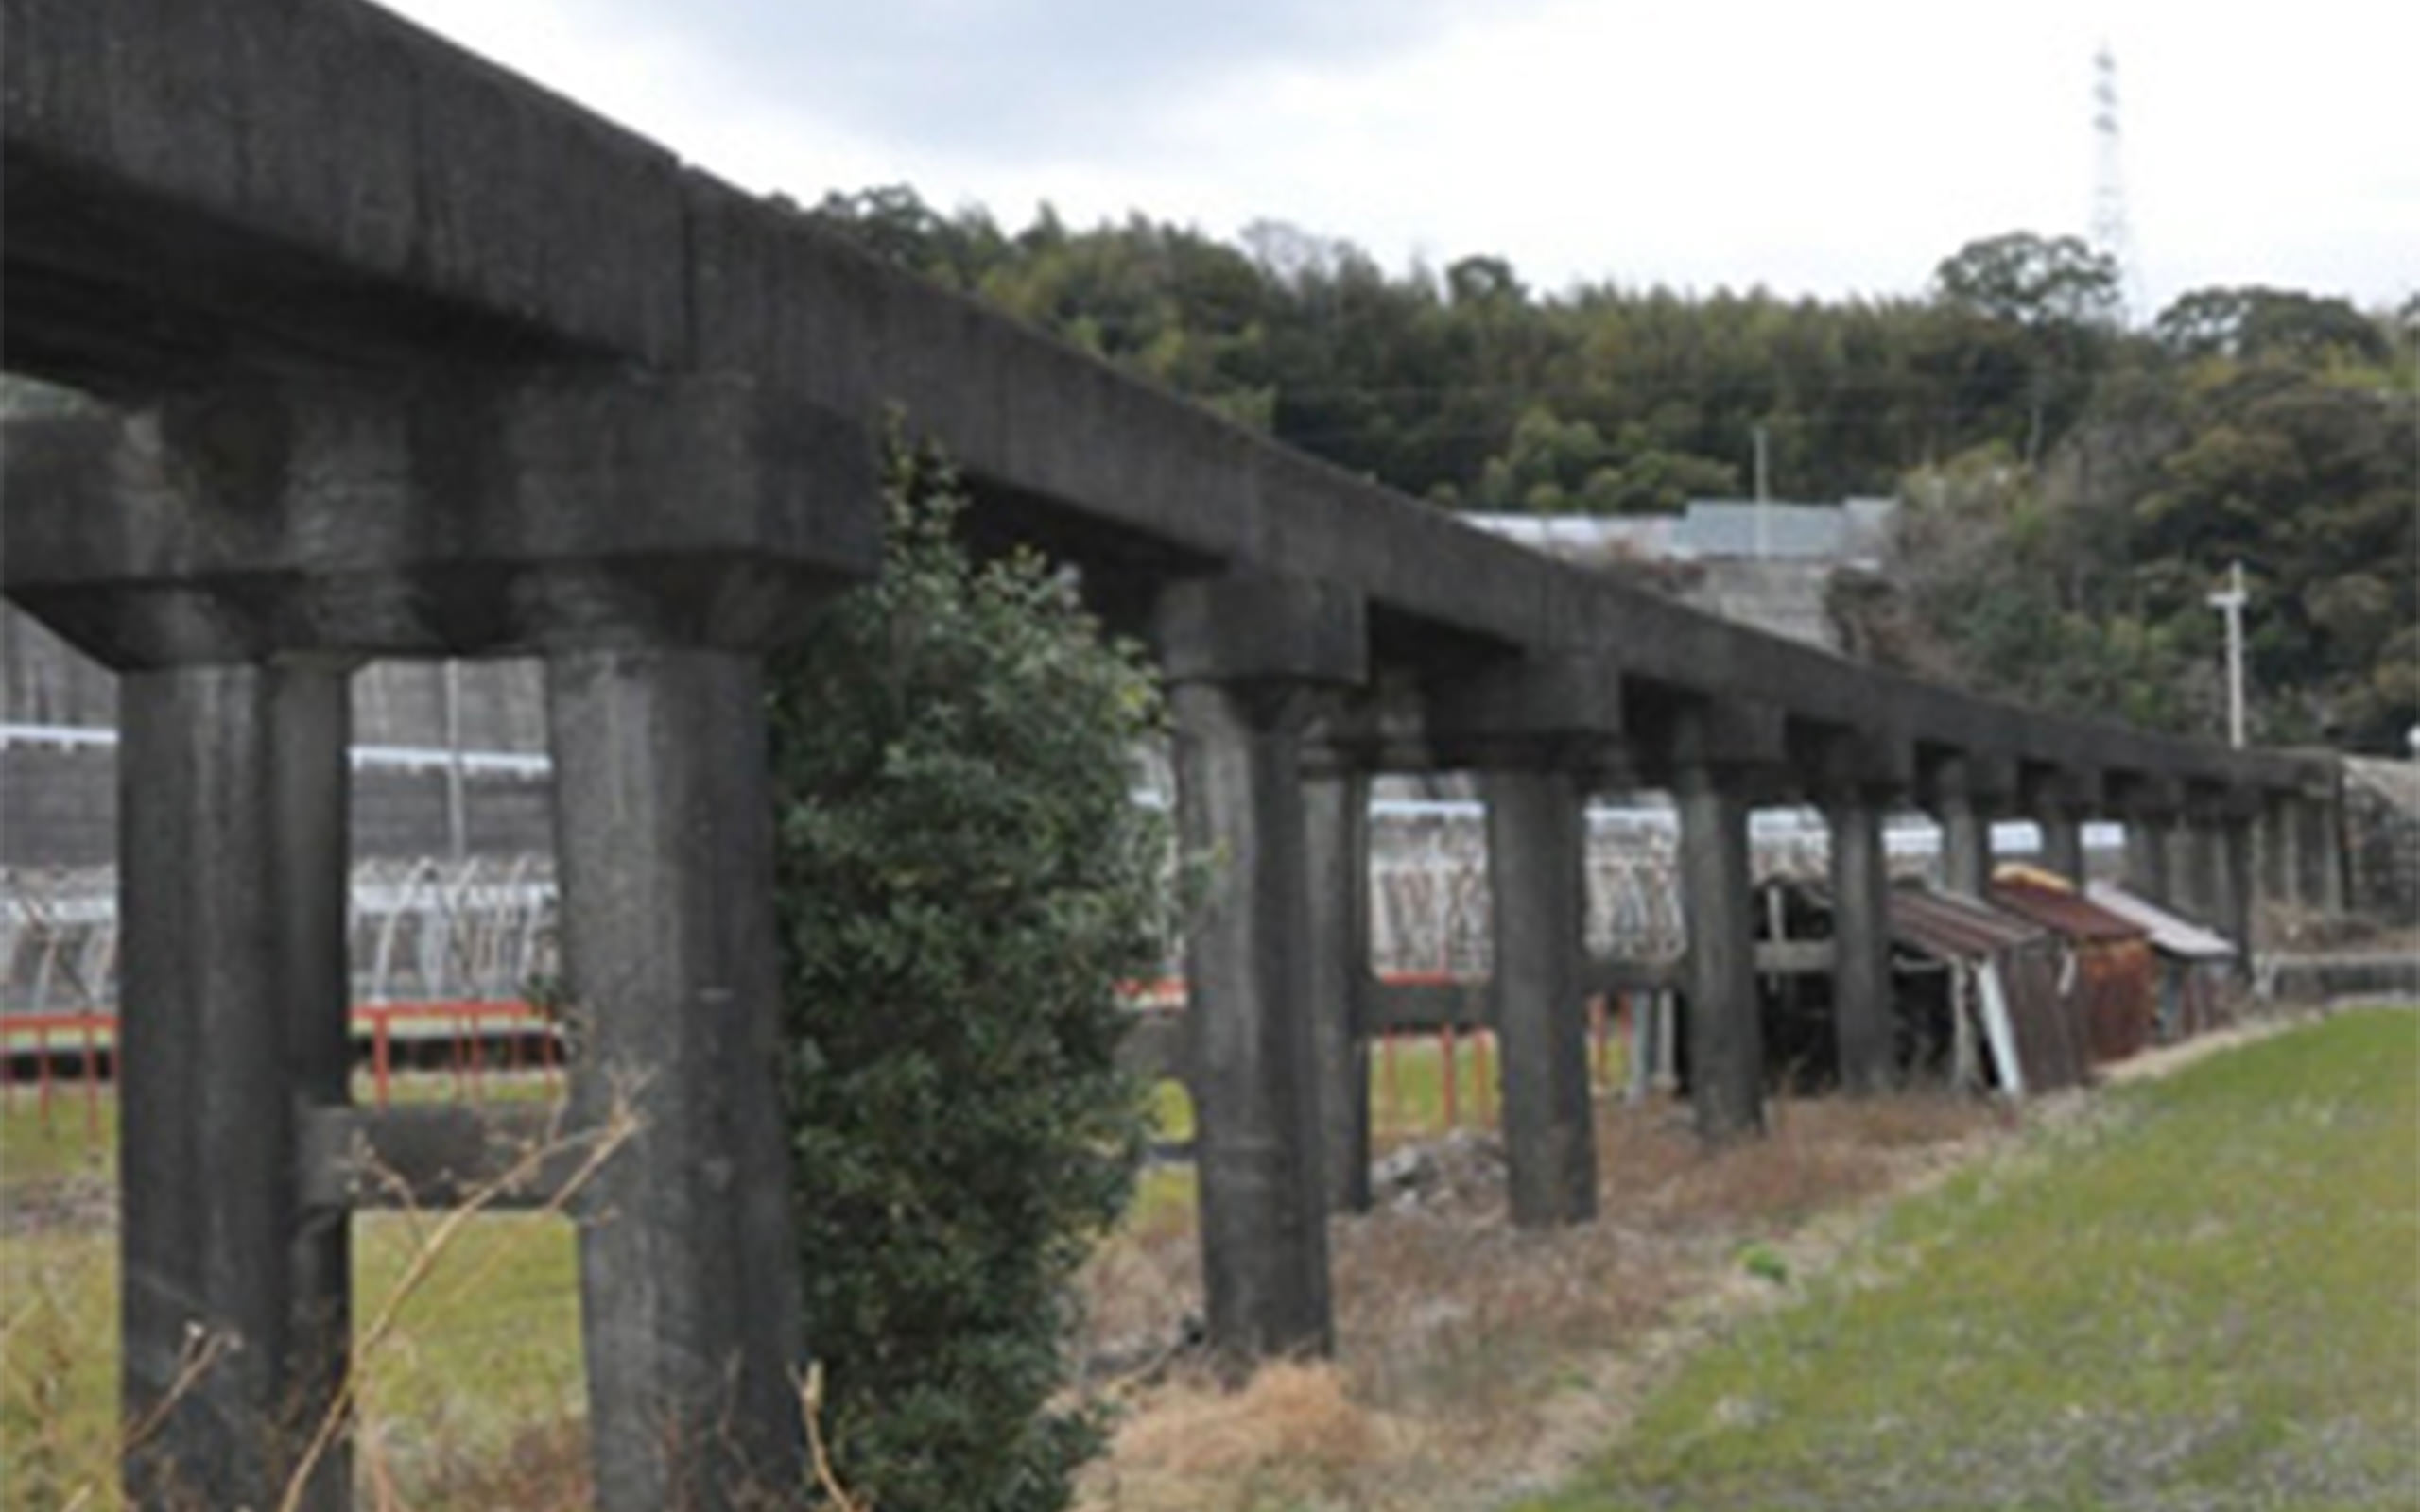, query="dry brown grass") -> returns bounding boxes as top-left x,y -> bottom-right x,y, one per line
375,1415 -> 591,1512
1076,1089 -> 2010,1512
